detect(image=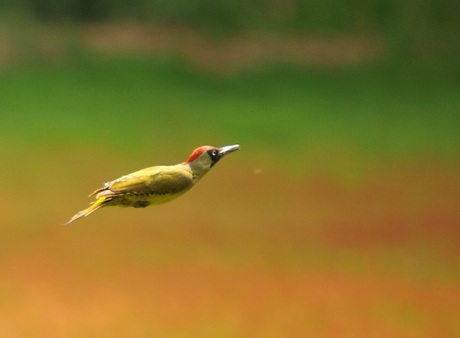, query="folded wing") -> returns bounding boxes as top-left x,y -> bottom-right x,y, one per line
96,168 -> 194,198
